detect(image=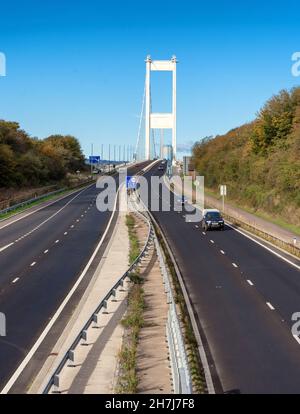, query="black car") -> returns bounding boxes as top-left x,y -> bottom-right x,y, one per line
201,209 -> 225,231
